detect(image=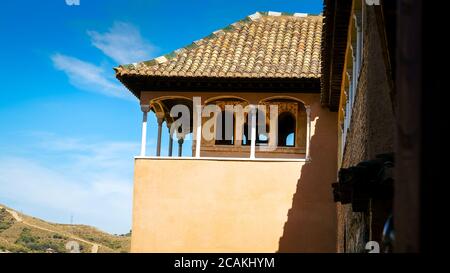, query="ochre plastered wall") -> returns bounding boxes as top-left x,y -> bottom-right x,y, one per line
132,159 -> 302,253
278,100 -> 338,253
